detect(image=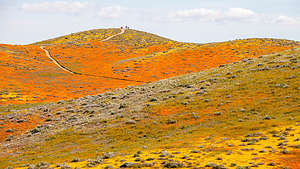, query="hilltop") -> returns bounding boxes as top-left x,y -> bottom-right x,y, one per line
33,28 -> 177,47
0,48 -> 299,168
